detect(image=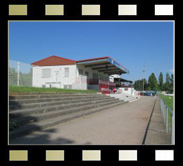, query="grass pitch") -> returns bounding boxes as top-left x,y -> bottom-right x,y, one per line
9,86 -> 97,95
